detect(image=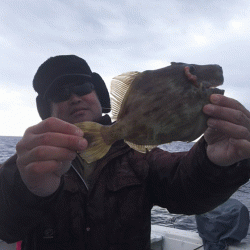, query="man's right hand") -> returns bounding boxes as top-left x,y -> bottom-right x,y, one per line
16,117 -> 87,197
